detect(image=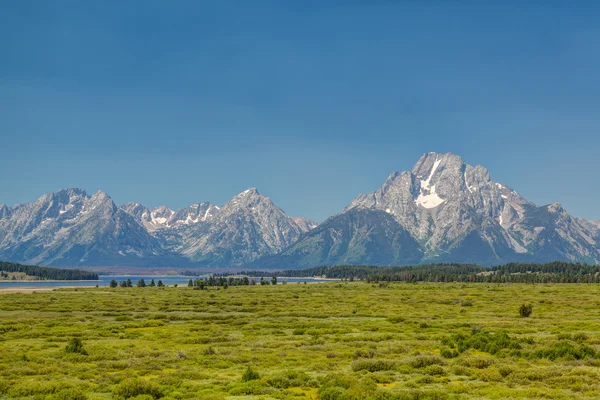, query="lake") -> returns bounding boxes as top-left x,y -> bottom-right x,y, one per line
0,276 -> 334,289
